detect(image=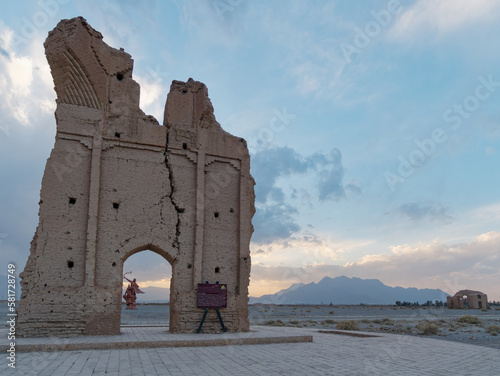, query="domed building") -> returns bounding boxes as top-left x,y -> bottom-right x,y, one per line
447,290 -> 488,309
